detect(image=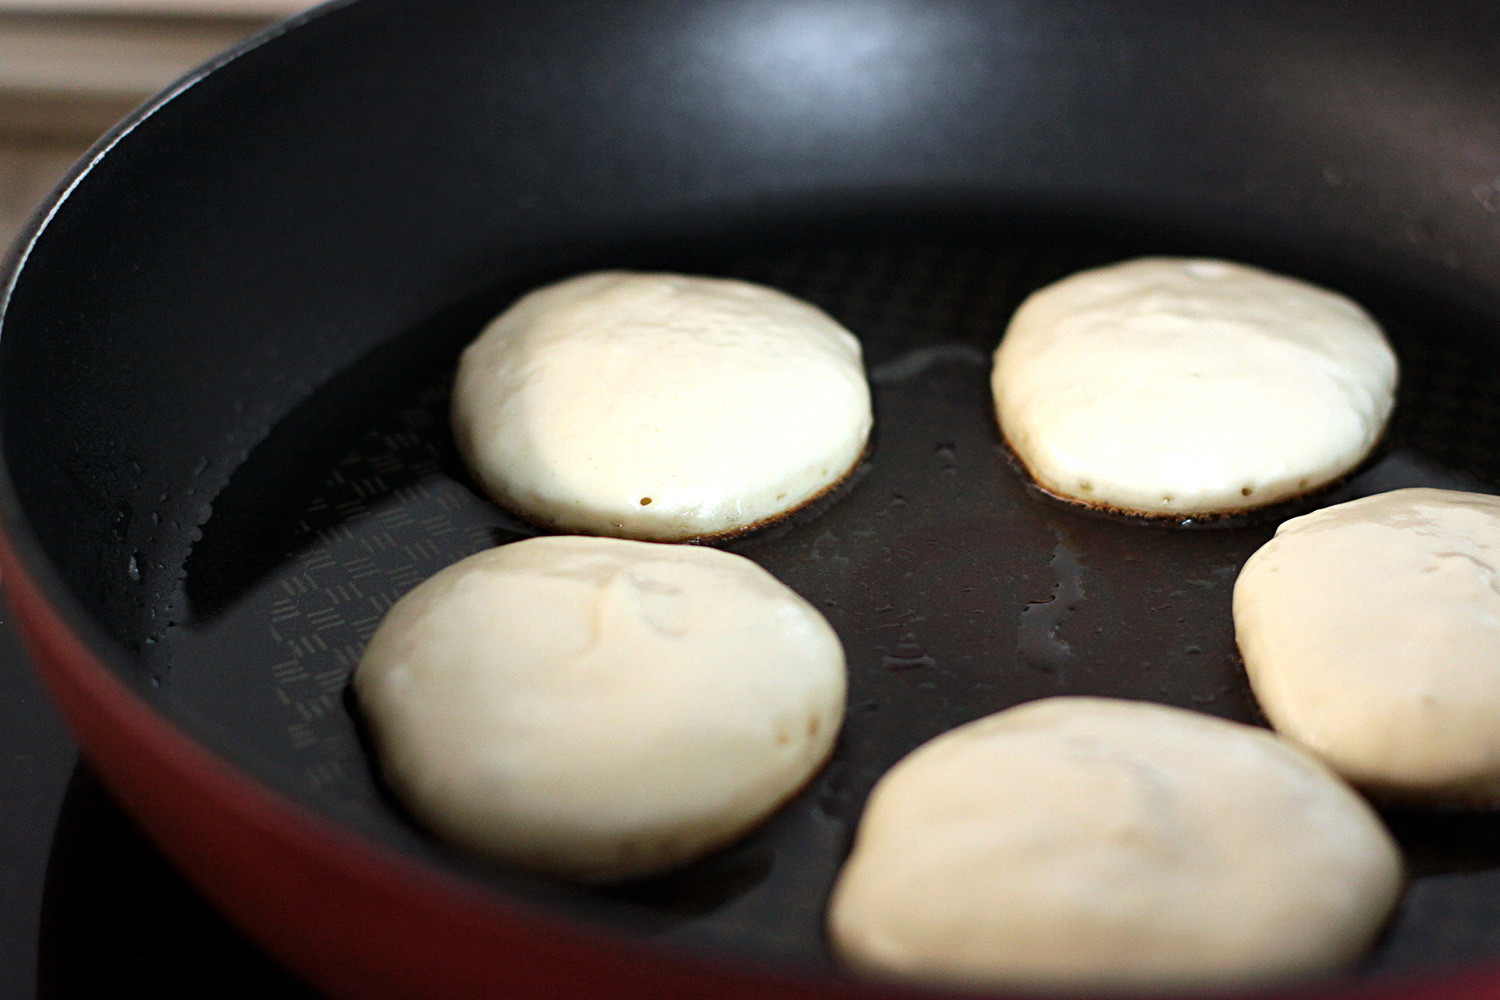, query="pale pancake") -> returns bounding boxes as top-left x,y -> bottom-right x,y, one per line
1235,487 -> 1500,805
452,271 -> 872,540
353,535 -> 846,882
827,697 -> 1401,991
992,257 -> 1396,516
